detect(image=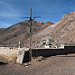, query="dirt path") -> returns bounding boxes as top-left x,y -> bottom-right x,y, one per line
0,53 -> 75,75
